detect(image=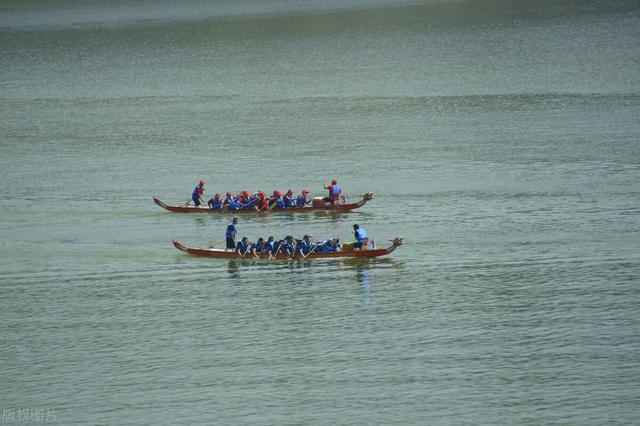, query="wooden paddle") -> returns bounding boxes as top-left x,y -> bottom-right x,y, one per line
301,243 -> 318,259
